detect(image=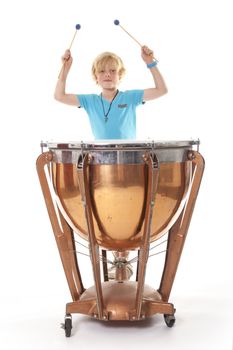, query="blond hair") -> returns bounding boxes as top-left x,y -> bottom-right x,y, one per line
91,52 -> 126,83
